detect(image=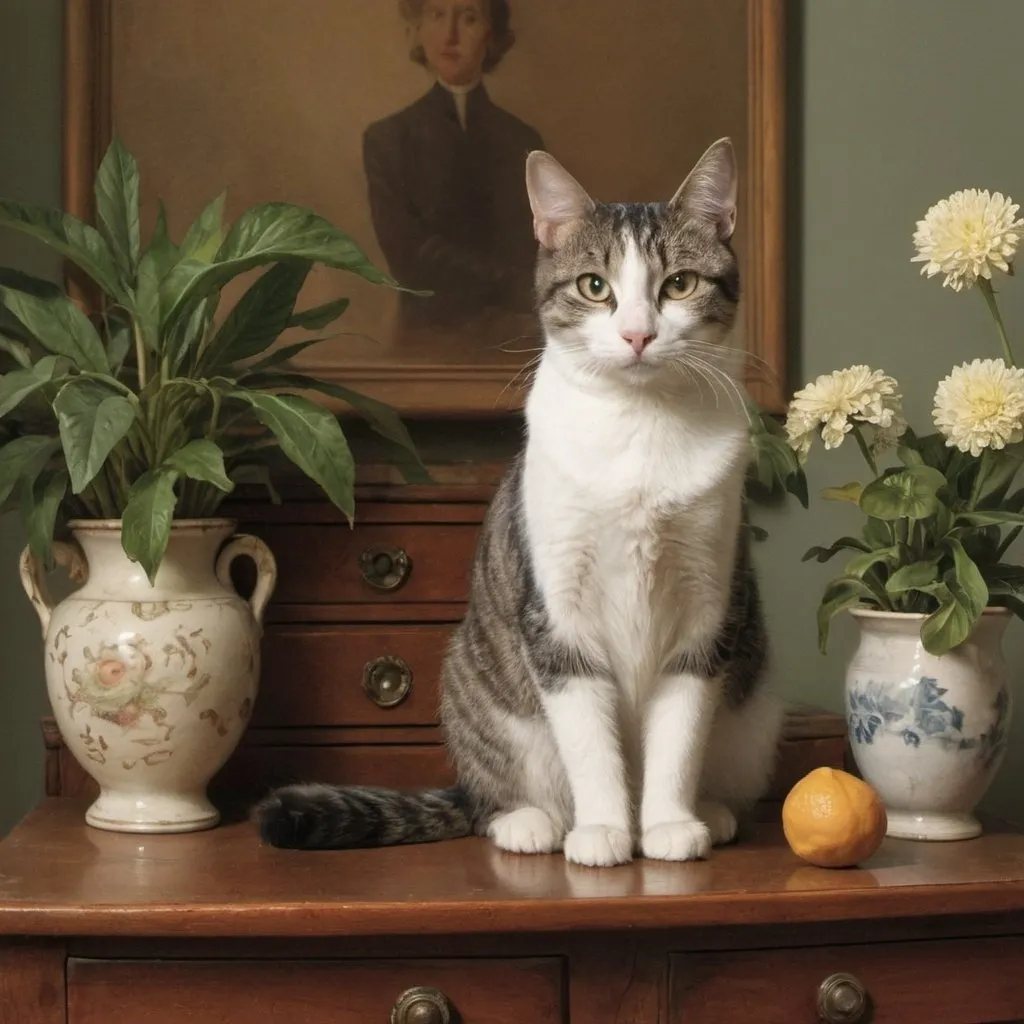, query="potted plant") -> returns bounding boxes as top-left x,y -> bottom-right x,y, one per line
788,188 -> 1024,841
0,138 -> 424,833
